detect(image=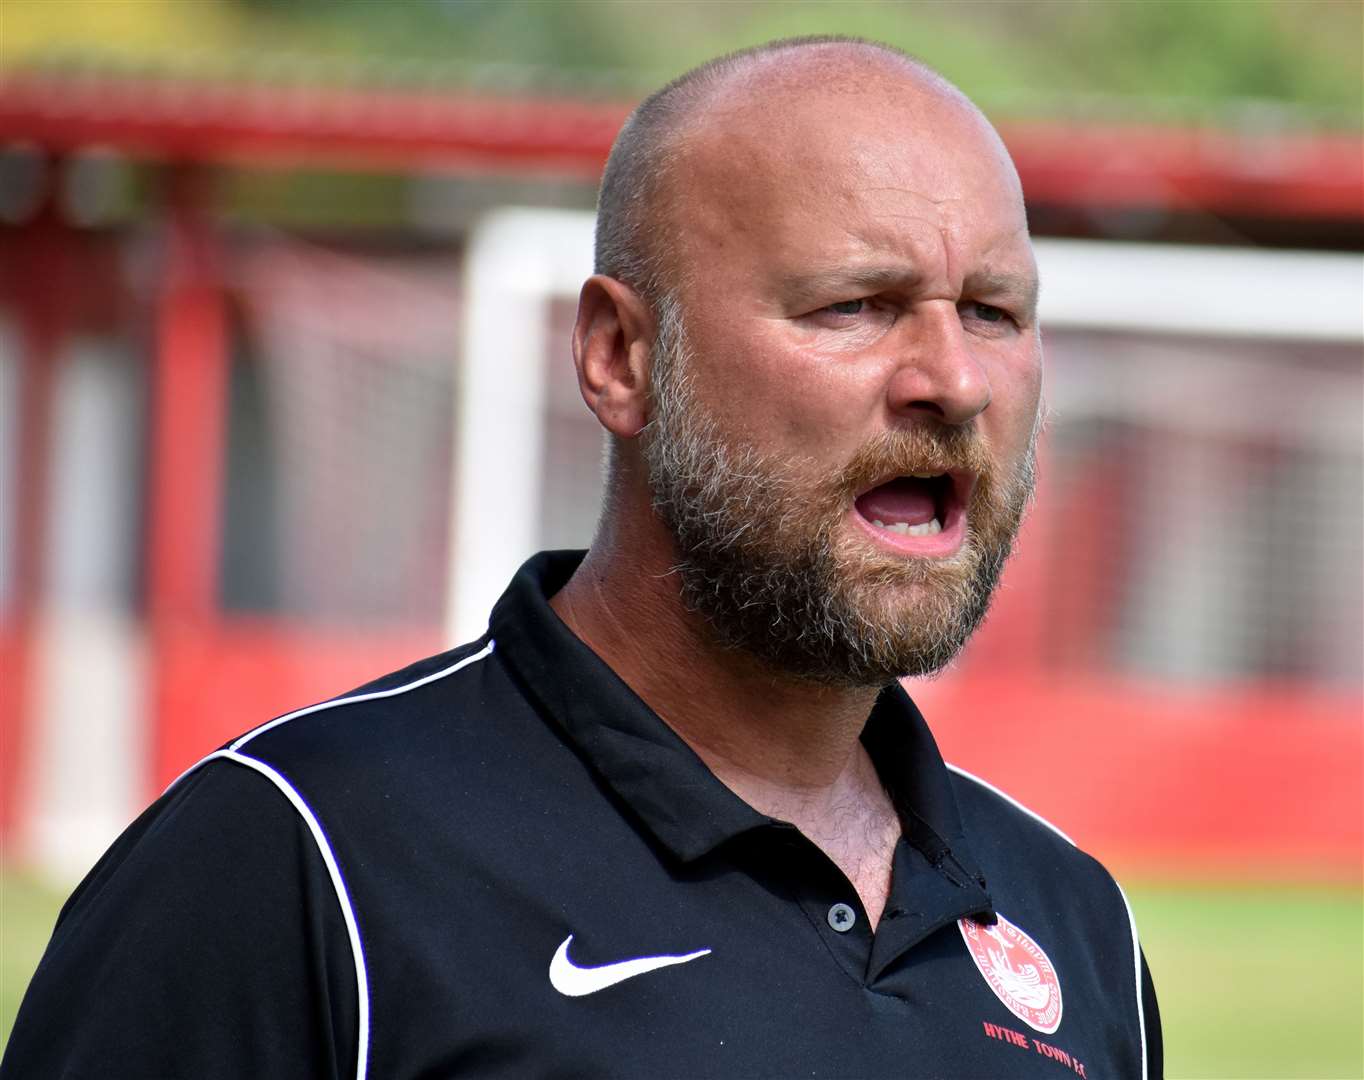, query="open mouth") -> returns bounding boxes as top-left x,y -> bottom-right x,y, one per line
851,472 -> 973,551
